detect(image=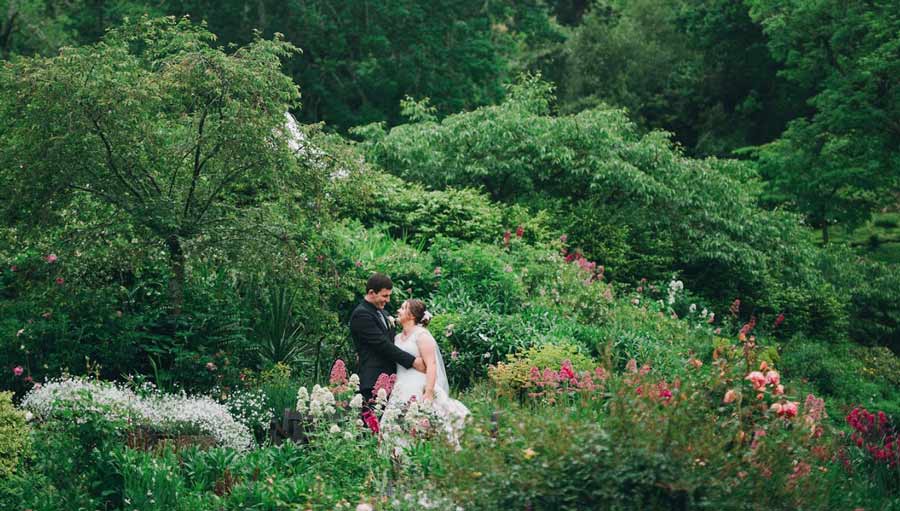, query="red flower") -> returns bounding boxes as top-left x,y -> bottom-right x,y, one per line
515,226 -> 524,238
774,313 -> 785,328
559,360 -> 576,382
361,409 -> 380,434
503,231 -> 511,245
55,277 -> 65,285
